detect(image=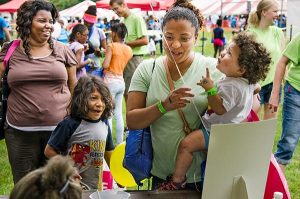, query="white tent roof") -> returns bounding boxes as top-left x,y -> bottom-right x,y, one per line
191,0 -> 287,16
59,0 -> 117,19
